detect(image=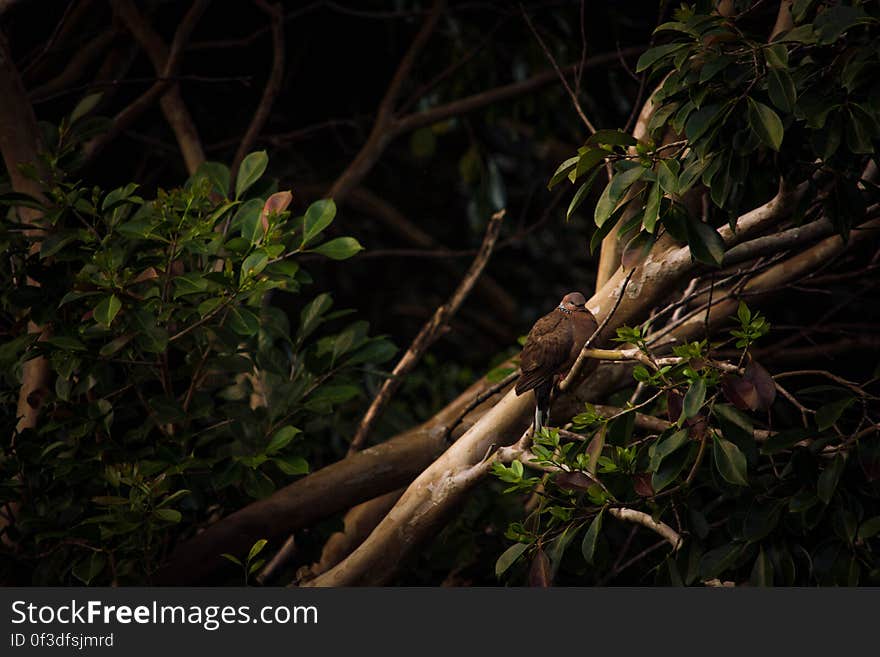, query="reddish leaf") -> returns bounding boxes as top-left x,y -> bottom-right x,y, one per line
131,267 -> 159,284
261,190 -> 293,232
529,547 -> 552,587
744,361 -> 776,411
556,471 -> 597,491
687,414 -> 708,440
721,374 -> 758,411
633,472 -> 655,497
667,390 -> 683,423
